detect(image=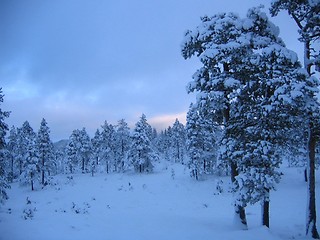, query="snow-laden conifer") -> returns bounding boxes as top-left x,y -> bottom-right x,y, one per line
18,121 -> 39,190
66,128 -> 92,174
127,114 -> 158,173
271,1 -> 320,238
6,126 -> 18,182
186,103 -> 219,180
16,121 -> 37,177
36,118 -> 54,185
100,121 -> 116,173
182,6 -> 316,229
90,129 -> 102,176
170,119 -> 187,164
115,119 -> 131,172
